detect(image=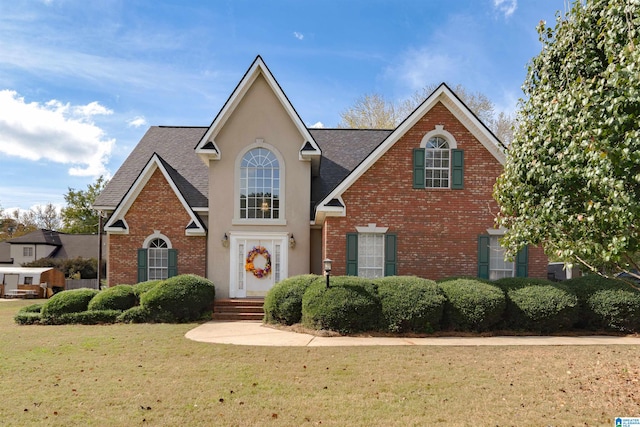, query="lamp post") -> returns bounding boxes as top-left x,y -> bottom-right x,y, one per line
323,258 -> 332,288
